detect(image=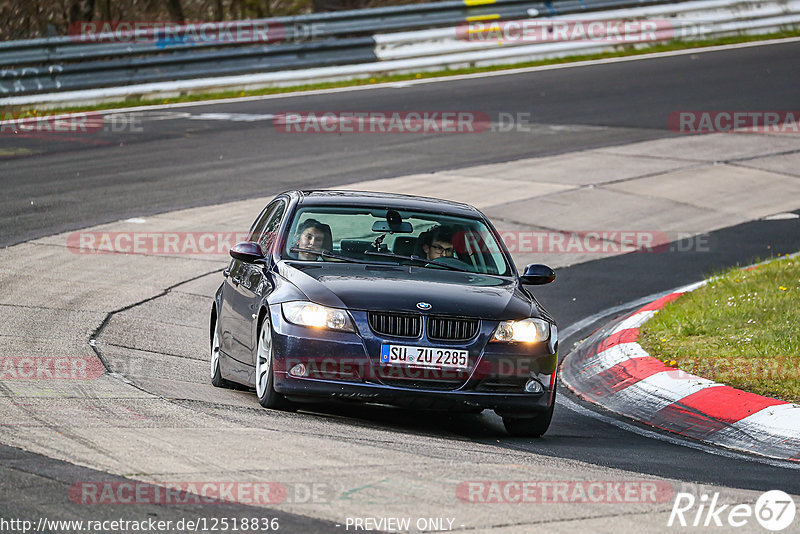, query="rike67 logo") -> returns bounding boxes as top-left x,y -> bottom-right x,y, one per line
668,490 -> 796,531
